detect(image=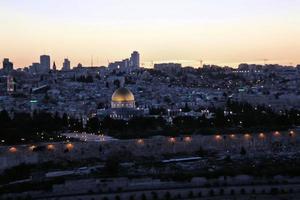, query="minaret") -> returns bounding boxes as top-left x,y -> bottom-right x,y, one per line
52,62 -> 57,71
52,61 -> 57,85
